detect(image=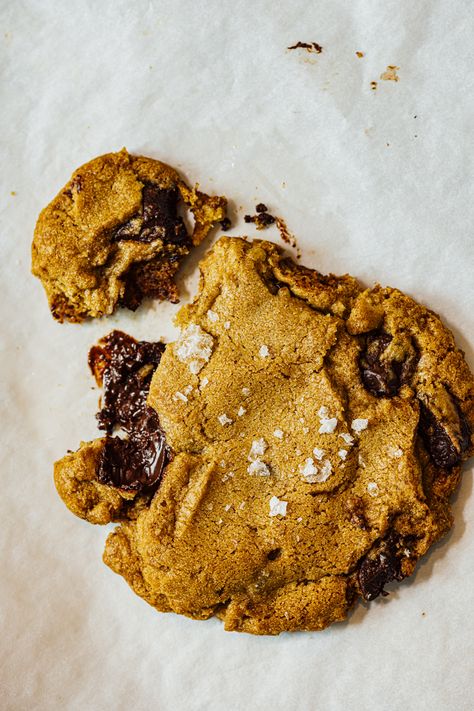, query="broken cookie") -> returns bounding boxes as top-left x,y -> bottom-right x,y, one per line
31,148 -> 227,321
54,237 -> 474,634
